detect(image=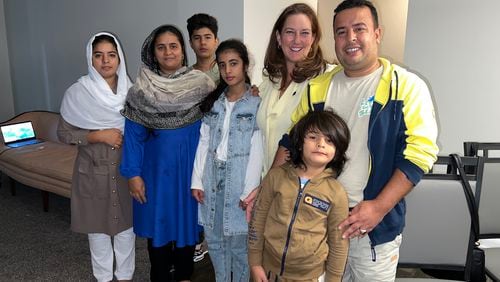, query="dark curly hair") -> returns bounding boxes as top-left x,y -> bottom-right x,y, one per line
187,13 -> 219,39
289,110 -> 350,175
